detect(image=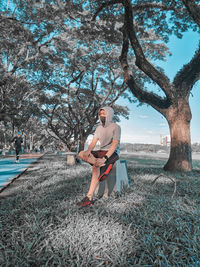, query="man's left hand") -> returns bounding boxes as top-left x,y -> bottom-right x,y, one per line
94,157 -> 106,167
